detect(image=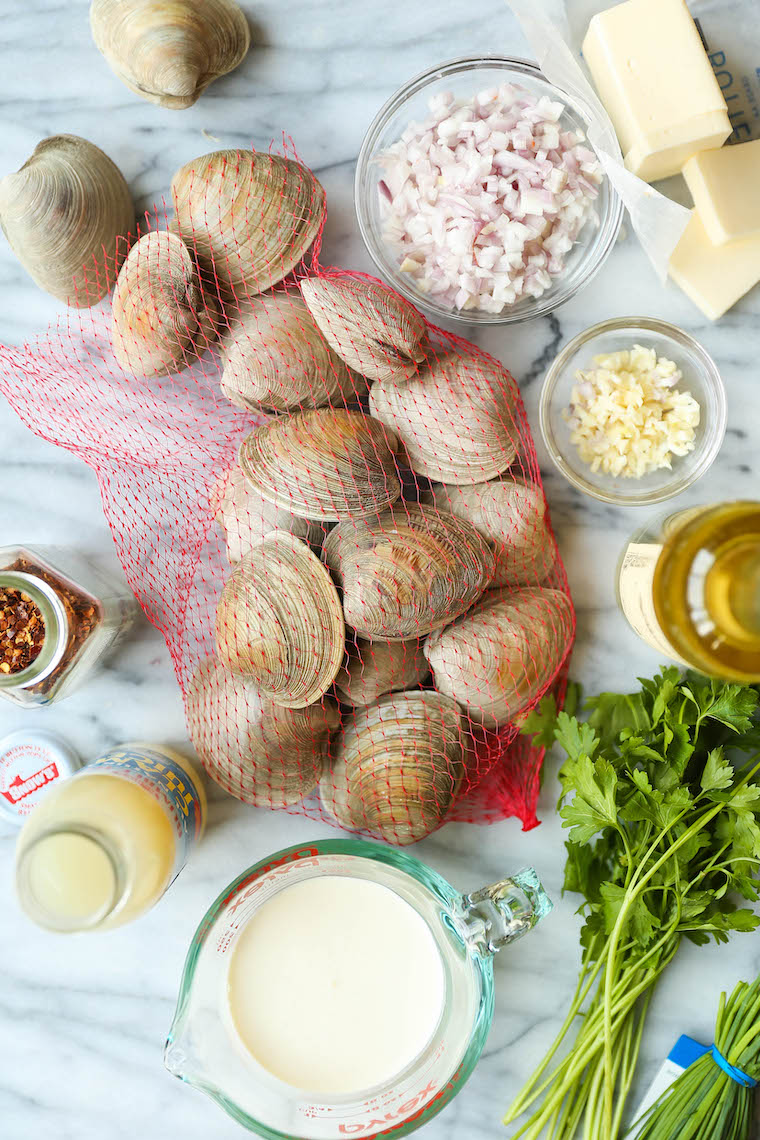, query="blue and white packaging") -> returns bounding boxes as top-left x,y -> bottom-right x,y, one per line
624,1036 -> 709,1139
